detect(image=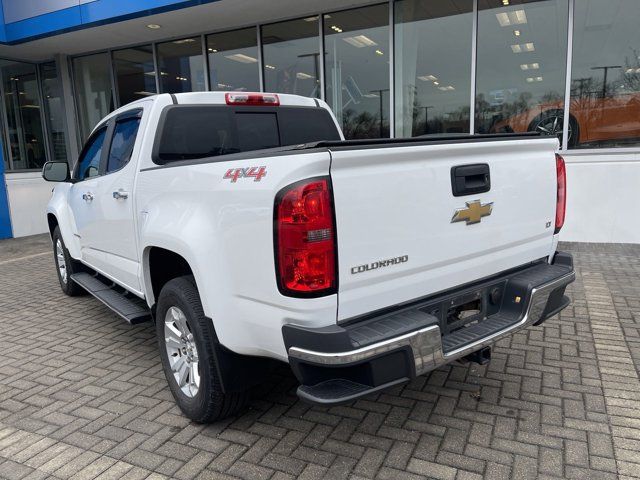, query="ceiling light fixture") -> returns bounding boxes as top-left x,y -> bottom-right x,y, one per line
265,64 -> 276,70
520,62 -> 540,70
173,38 -> 196,44
513,29 -> 521,36
511,42 -> 535,53
146,24 -> 161,29
343,35 -> 377,48
418,74 -> 438,82
296,72 -> 313,80
496,10 -> 527,27
225,53 -> 258,63
375,49 -> 384,55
